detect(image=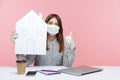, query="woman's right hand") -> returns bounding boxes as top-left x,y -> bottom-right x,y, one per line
65,32 -> 75,49
11,31 -> 19,43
